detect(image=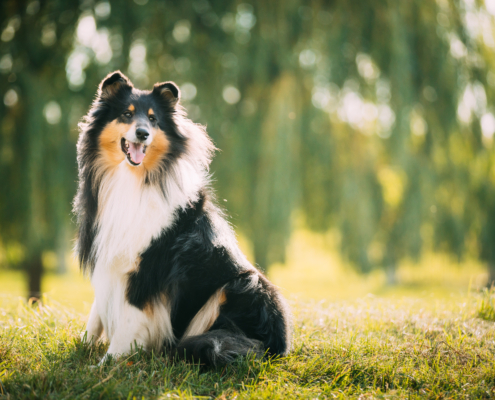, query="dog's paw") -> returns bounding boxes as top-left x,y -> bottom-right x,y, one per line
80,331 -> 95,344
98,353 -> 112,367
81,331 -> 103,345
98,352 -> 121,367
